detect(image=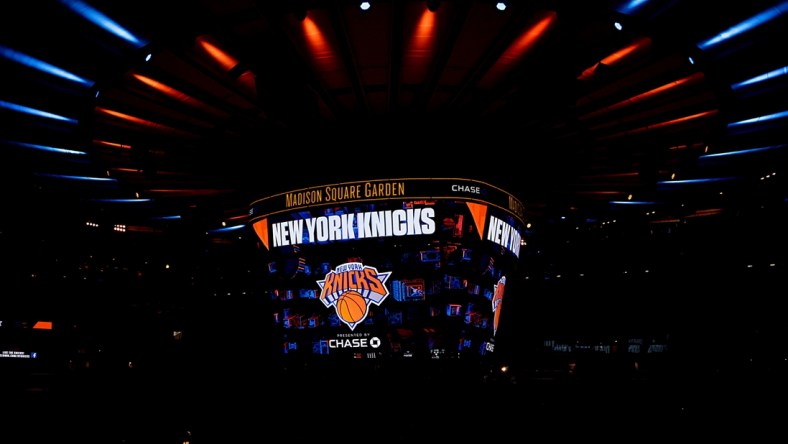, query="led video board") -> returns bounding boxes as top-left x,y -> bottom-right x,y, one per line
249,178 -> 525,361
